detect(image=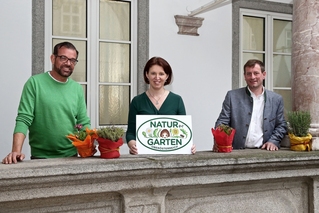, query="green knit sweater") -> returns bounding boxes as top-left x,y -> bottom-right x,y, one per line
14,72 -> 90,158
